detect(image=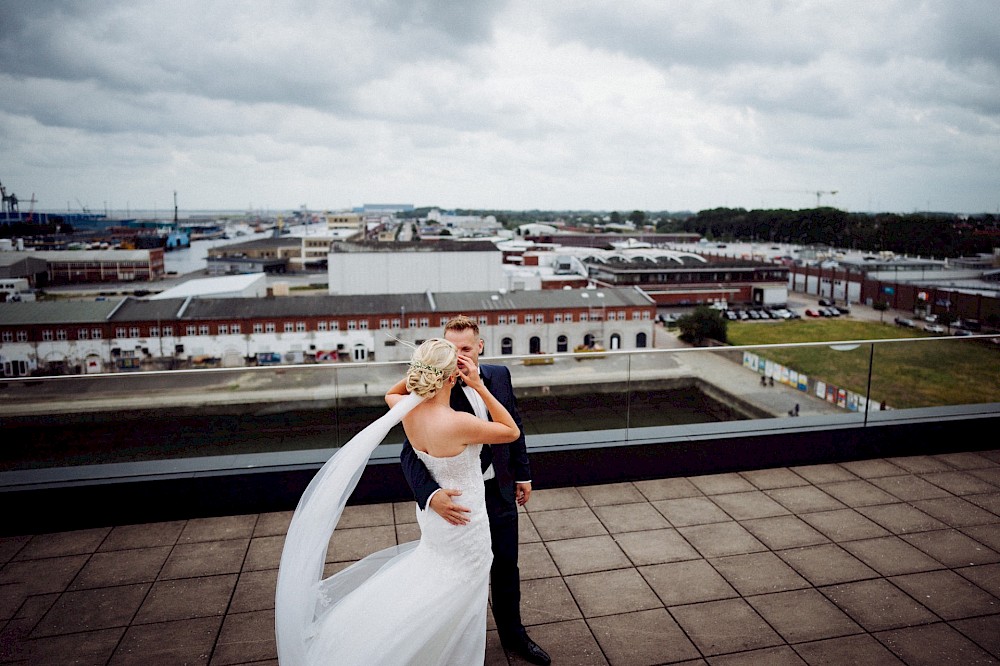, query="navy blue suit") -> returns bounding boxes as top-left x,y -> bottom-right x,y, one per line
399,363 -> 530,641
